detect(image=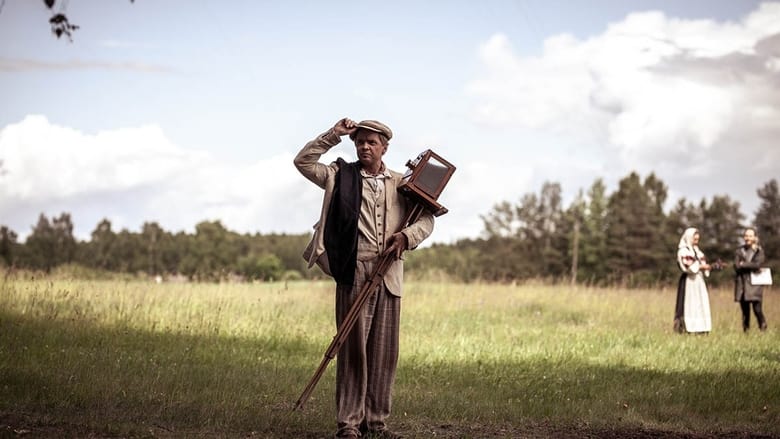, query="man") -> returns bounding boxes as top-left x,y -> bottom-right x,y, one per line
734,227 -> 768,332
294,117 -> 434,439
